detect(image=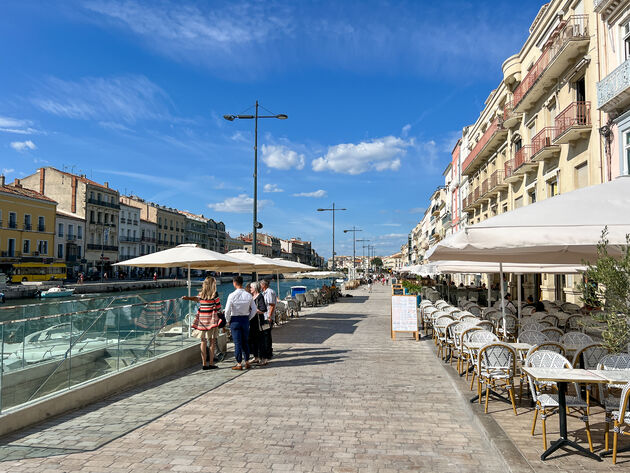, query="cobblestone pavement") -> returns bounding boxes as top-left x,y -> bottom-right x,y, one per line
1,284 -> 507,472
